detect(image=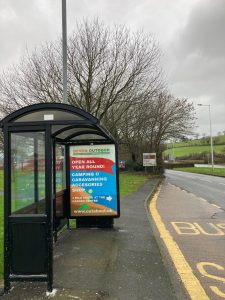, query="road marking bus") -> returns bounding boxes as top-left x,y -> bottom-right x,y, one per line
149,187 -> 210,300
